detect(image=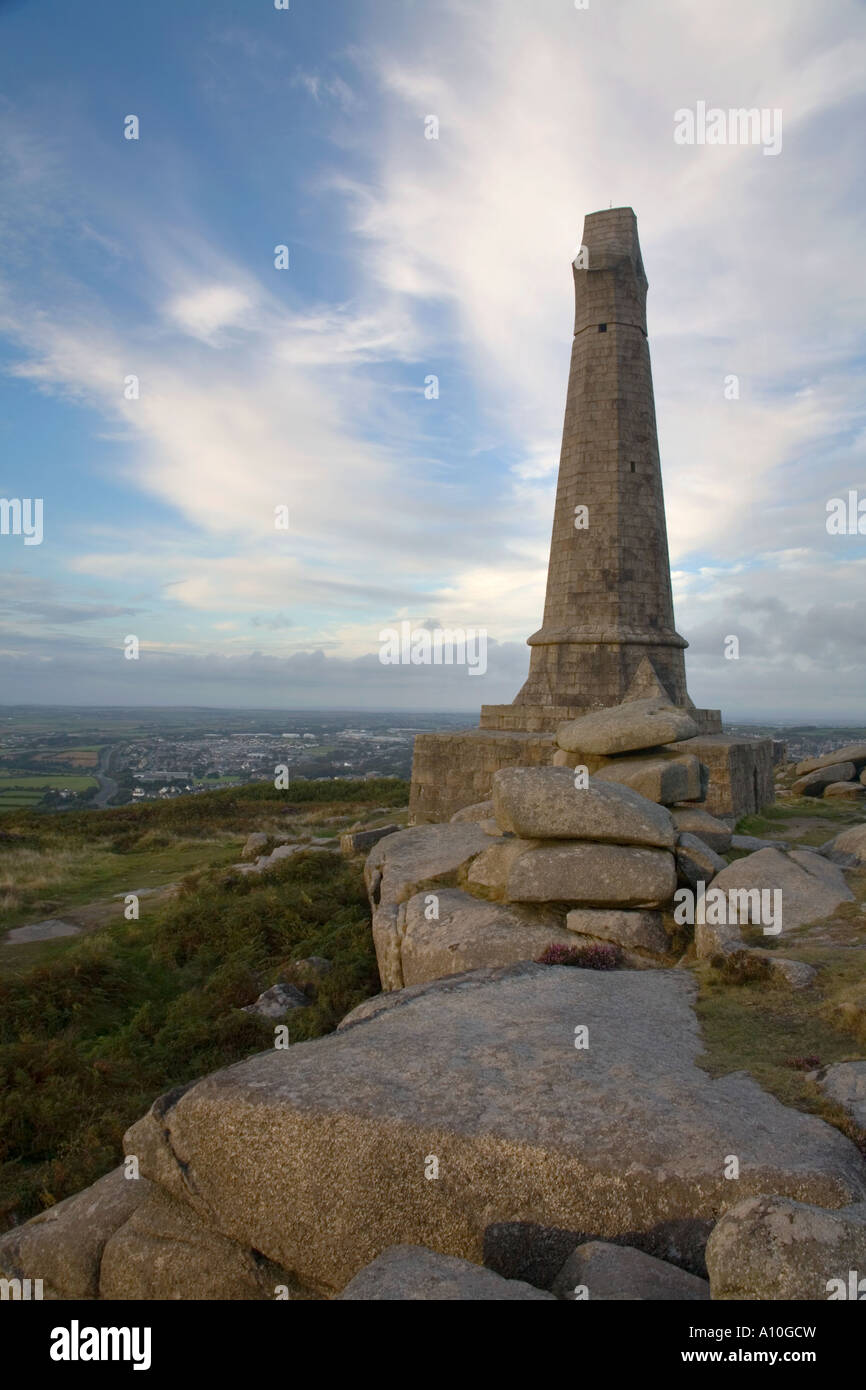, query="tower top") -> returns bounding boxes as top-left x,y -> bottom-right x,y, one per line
574,206 -> 647,337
